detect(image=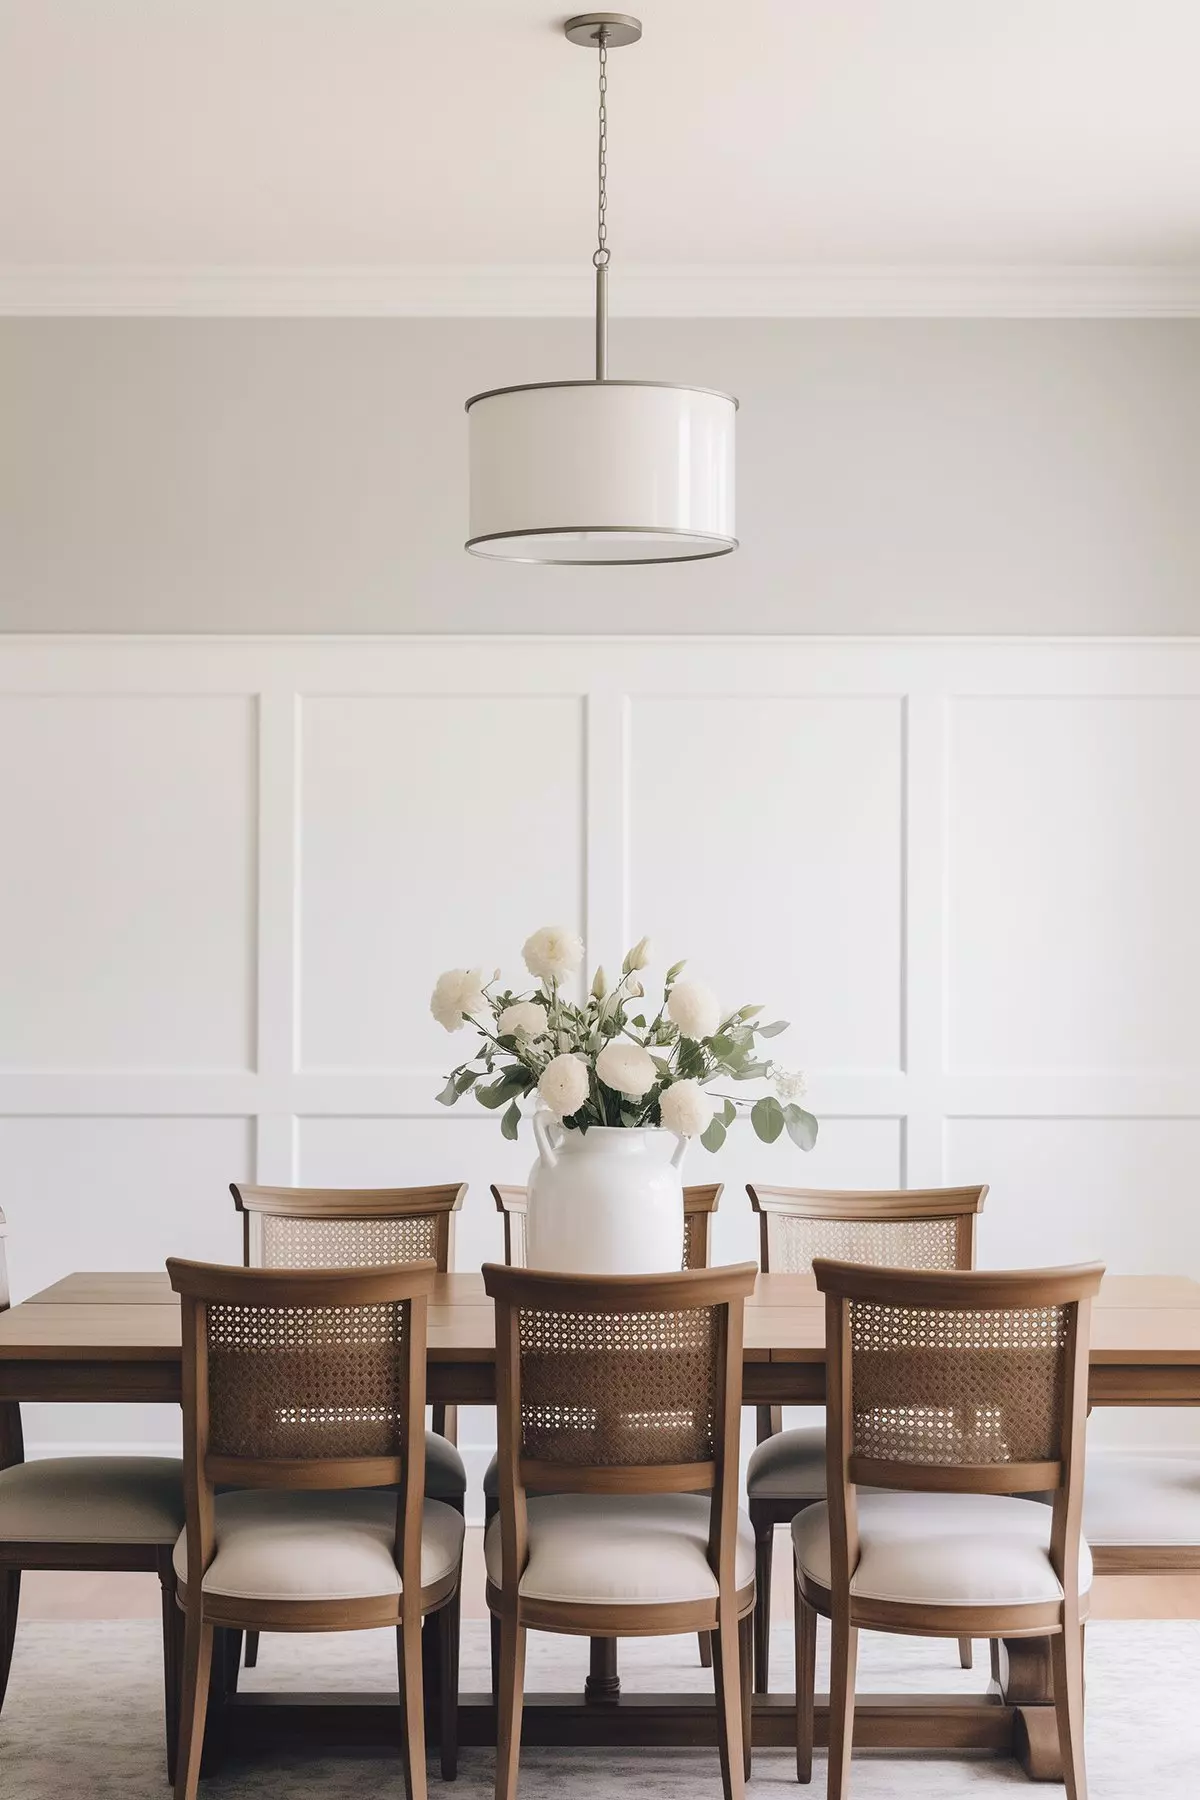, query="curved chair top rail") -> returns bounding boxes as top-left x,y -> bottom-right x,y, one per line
231,1182 -> 466,1219
167,1254 -> 438,1307
483,1259 -> 757,1313
812,1257 -> 1103,1309
748,1184 -> 987,1220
